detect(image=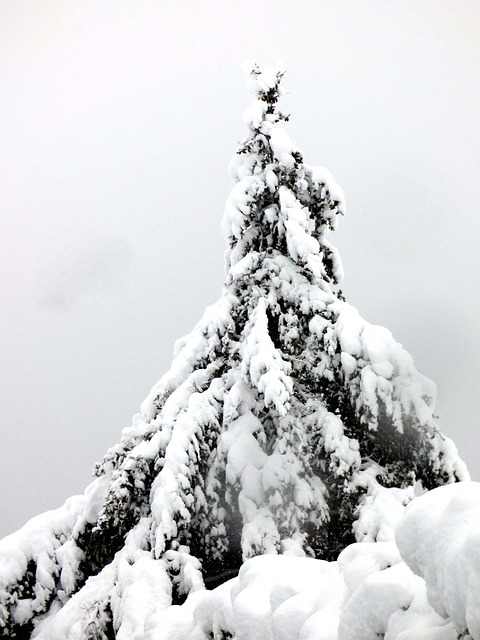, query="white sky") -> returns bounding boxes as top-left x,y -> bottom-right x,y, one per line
1,1 -> 479,538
